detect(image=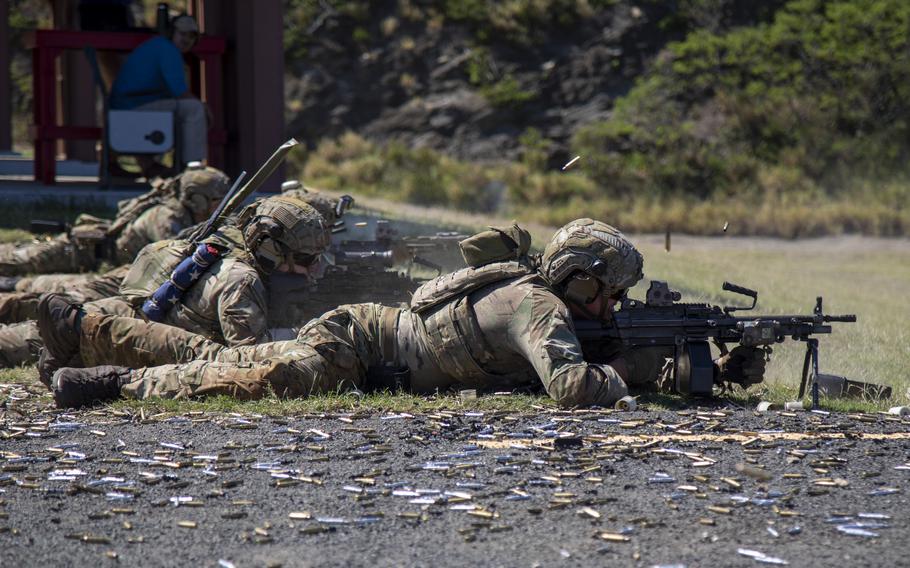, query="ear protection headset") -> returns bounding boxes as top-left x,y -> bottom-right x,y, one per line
188,192 -> 209,215
249,218 -> 286,273
562,258 -> 610,304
